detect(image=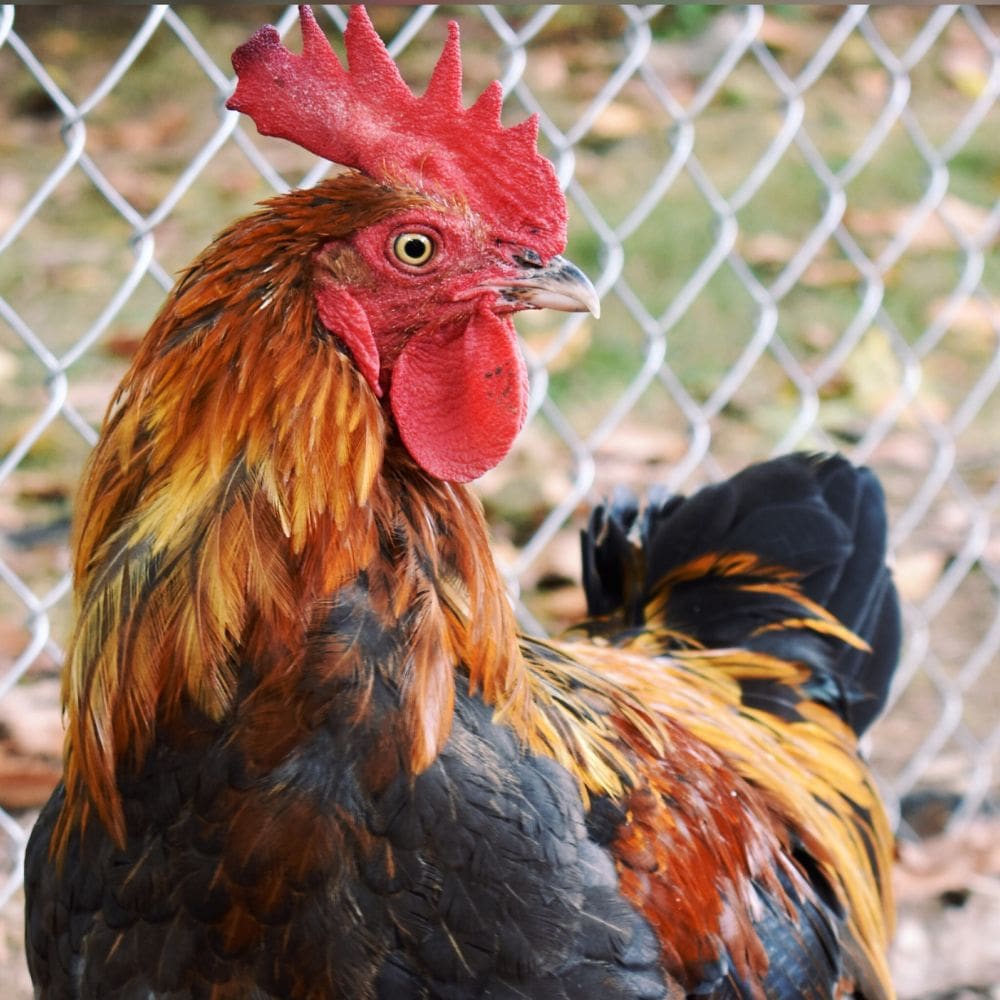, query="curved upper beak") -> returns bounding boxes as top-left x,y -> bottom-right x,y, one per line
478,255 -> 601,319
